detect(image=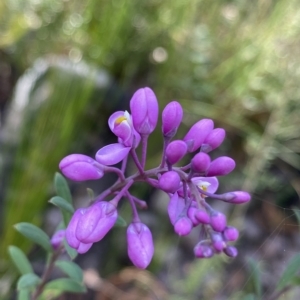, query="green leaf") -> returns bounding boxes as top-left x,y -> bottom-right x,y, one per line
49,196 -> 74,214
277,253 -> 300,290
8,246 -> 33,275
17,289 -> 30,300
17,273 -> 41,290
14,223 -> 52,252
247,257 -> 262,297
55,260 -> 83,282
289,275 -> 300,286
54,172 -> 72,203
63,239 -> 77,260
44,278 -> 86,293
115,215 -> 127,227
